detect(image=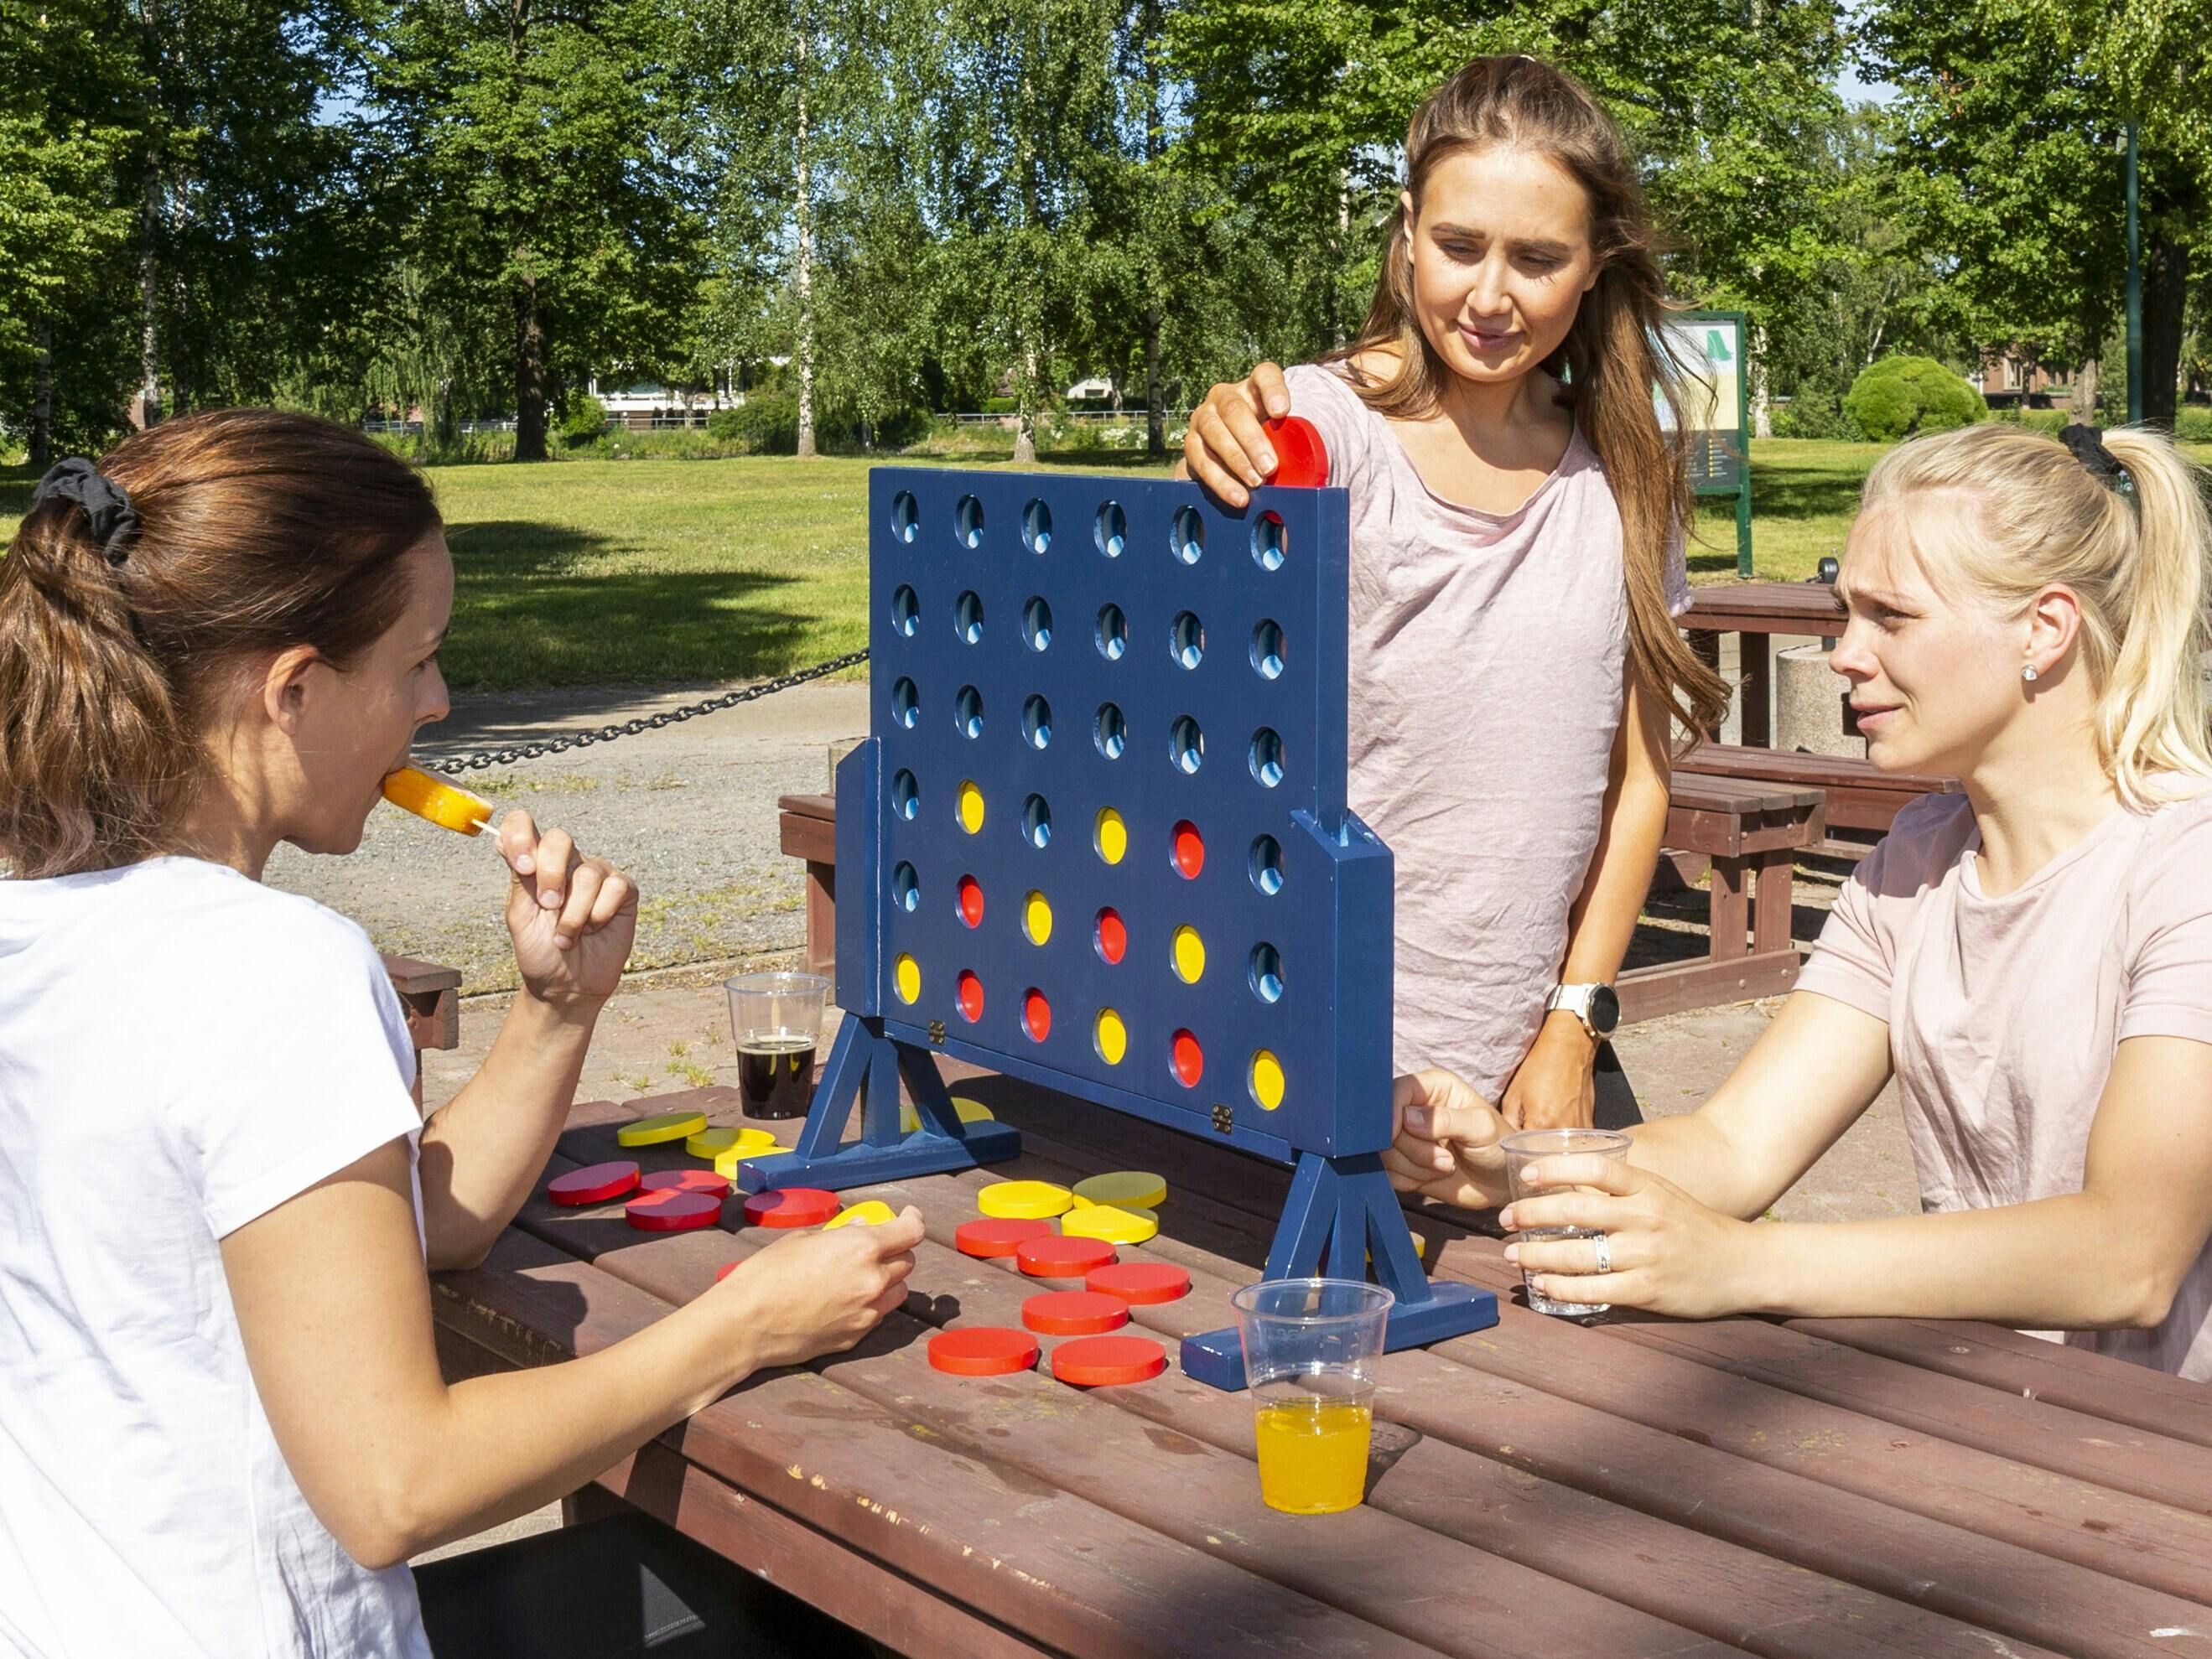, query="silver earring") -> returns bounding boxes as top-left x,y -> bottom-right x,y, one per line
2022,665 -> 2040,682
